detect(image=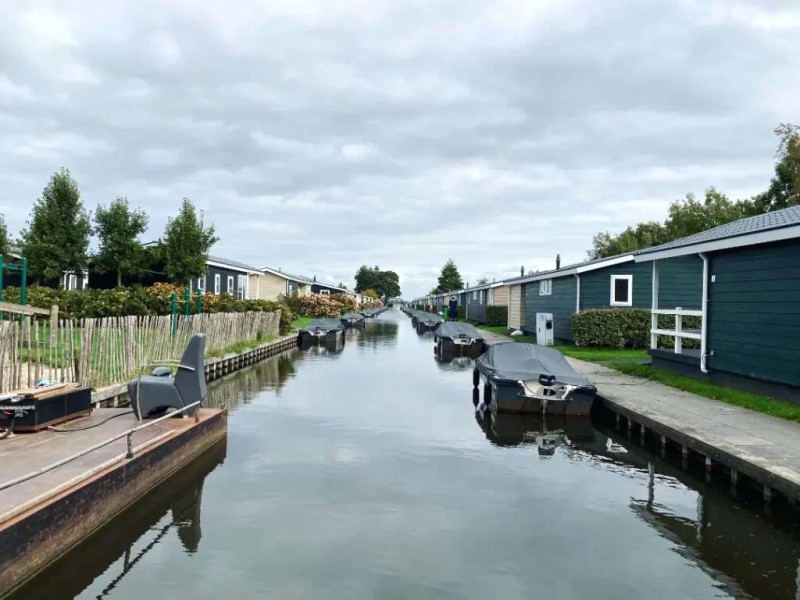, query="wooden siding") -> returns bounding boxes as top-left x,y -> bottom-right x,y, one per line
708,239 -> 800,387
524,276 -> 576,341
206,265 -> 248,297
248,272 -> 287,300
508,284 -> 526,330
579,262 -> 652,310
657,255 -> 703,310
491,285 -> 509,307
